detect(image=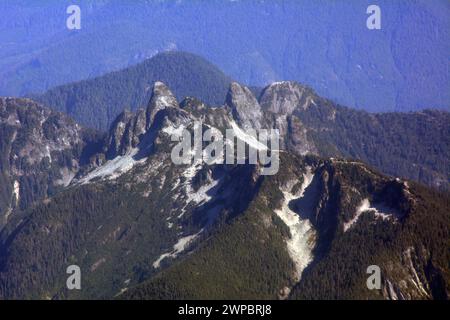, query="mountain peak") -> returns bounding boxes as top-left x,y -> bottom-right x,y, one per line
153,81 -> 172,93
104,81 -> 182,160
225,82 -> 262,129
150,81 -> 178,103
260,81 -> 315,114
146,81 -> 179,129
